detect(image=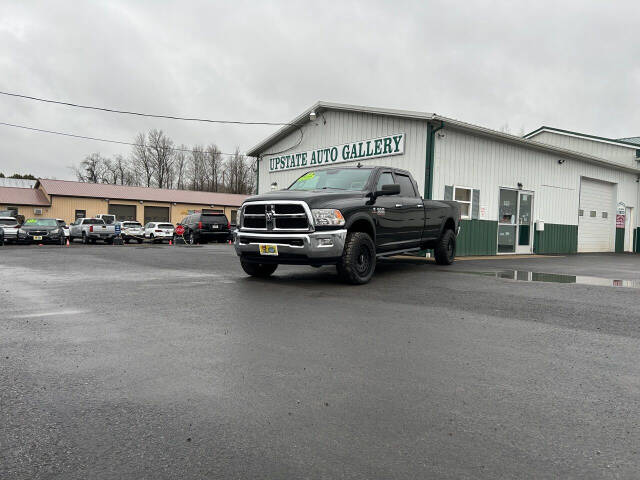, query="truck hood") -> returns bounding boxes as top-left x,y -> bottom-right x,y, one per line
244,189 -> 365,208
